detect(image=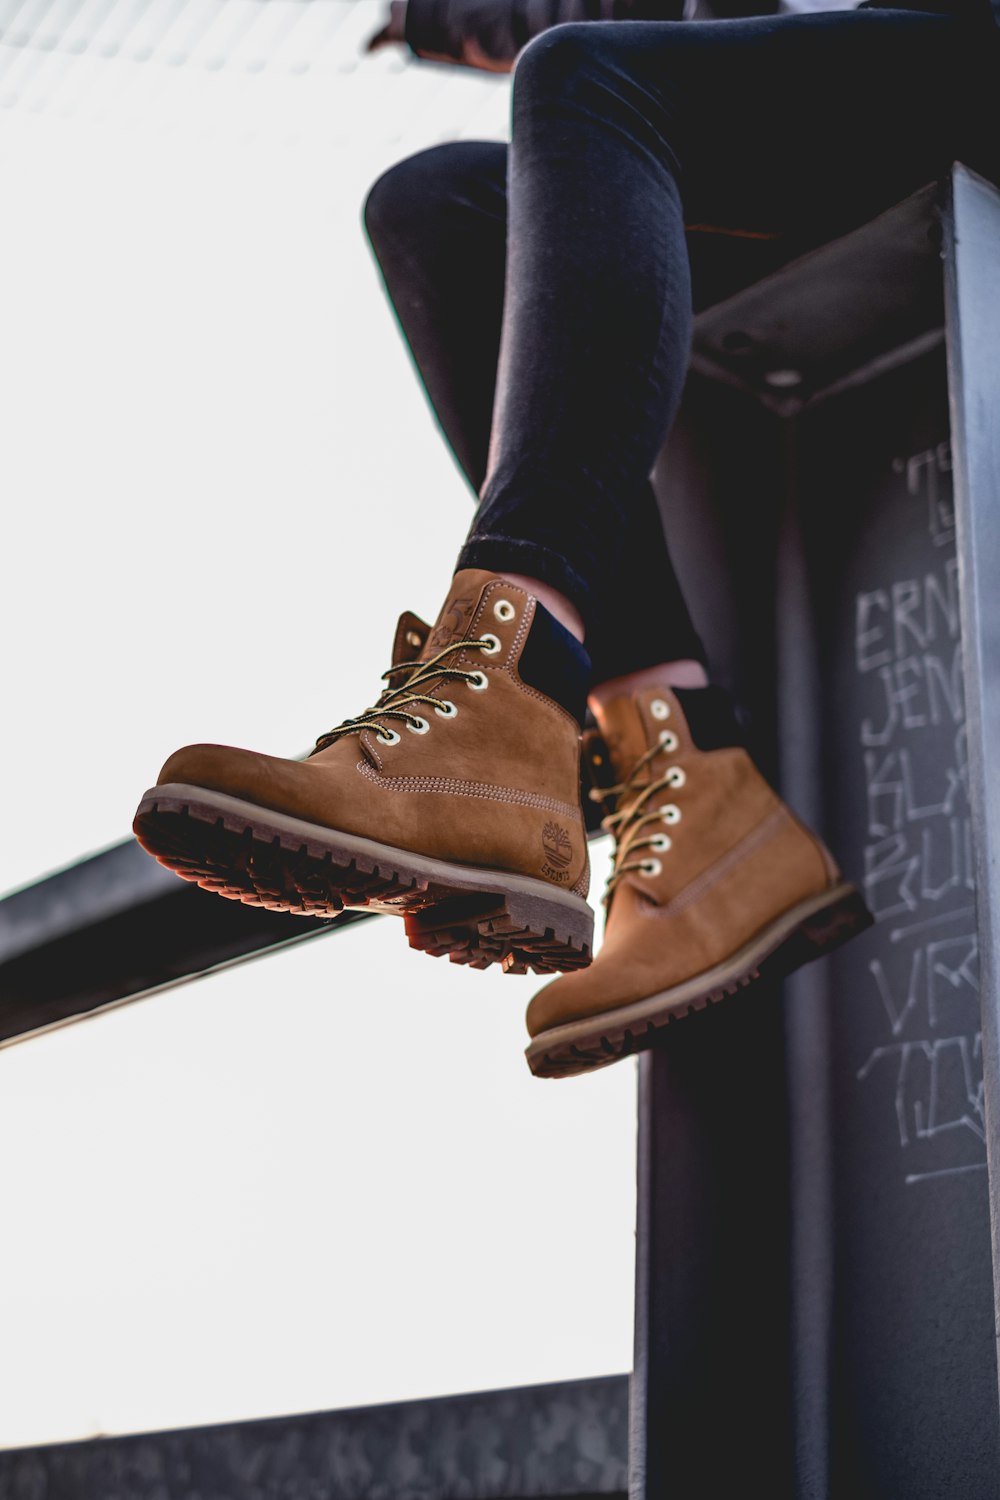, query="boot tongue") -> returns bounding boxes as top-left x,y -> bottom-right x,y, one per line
390,610 -> 432,668
591,691 -> 663,781
421,569 -> 497,659
363,573 -> 495,767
